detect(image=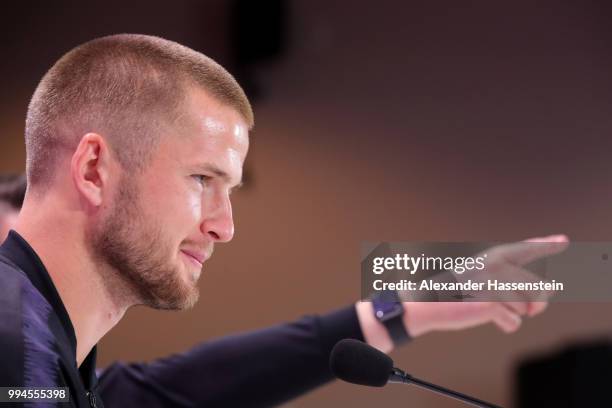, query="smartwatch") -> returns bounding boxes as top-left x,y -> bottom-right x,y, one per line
371,290 -> 411,346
